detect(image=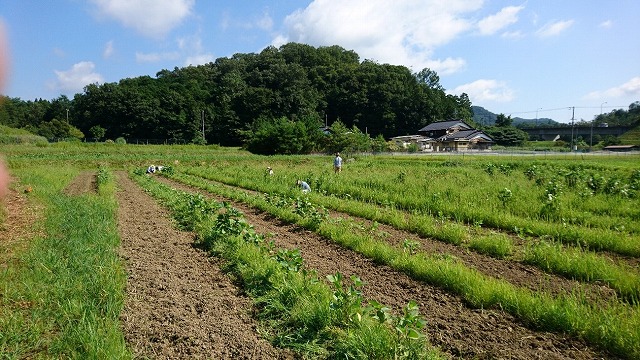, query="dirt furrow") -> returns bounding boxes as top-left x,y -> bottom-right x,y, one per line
116,172 -> 293,359
156,175 -> 613,359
